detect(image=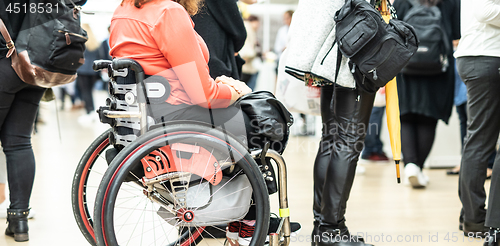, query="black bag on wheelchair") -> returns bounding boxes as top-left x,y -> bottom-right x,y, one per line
237,91 -> 293,195
237,91 -> 293,154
